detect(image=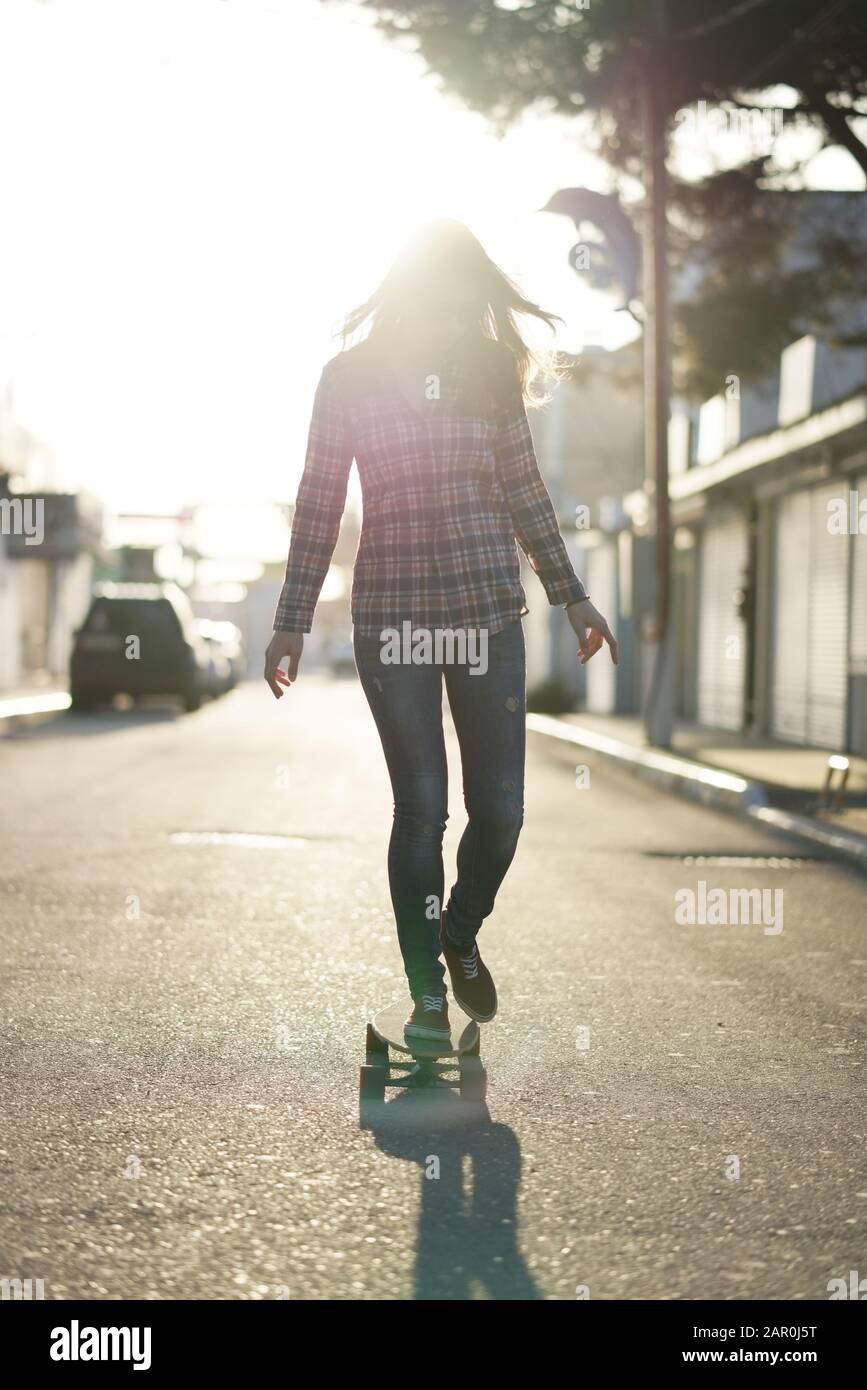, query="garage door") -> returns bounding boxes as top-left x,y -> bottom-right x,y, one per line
772,482 -> 848,747
849,474 -> 867,669
585,541 -> 618,714
697,513 -> 748,730
771,492 -> 810,741
847,473 -> 867,755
